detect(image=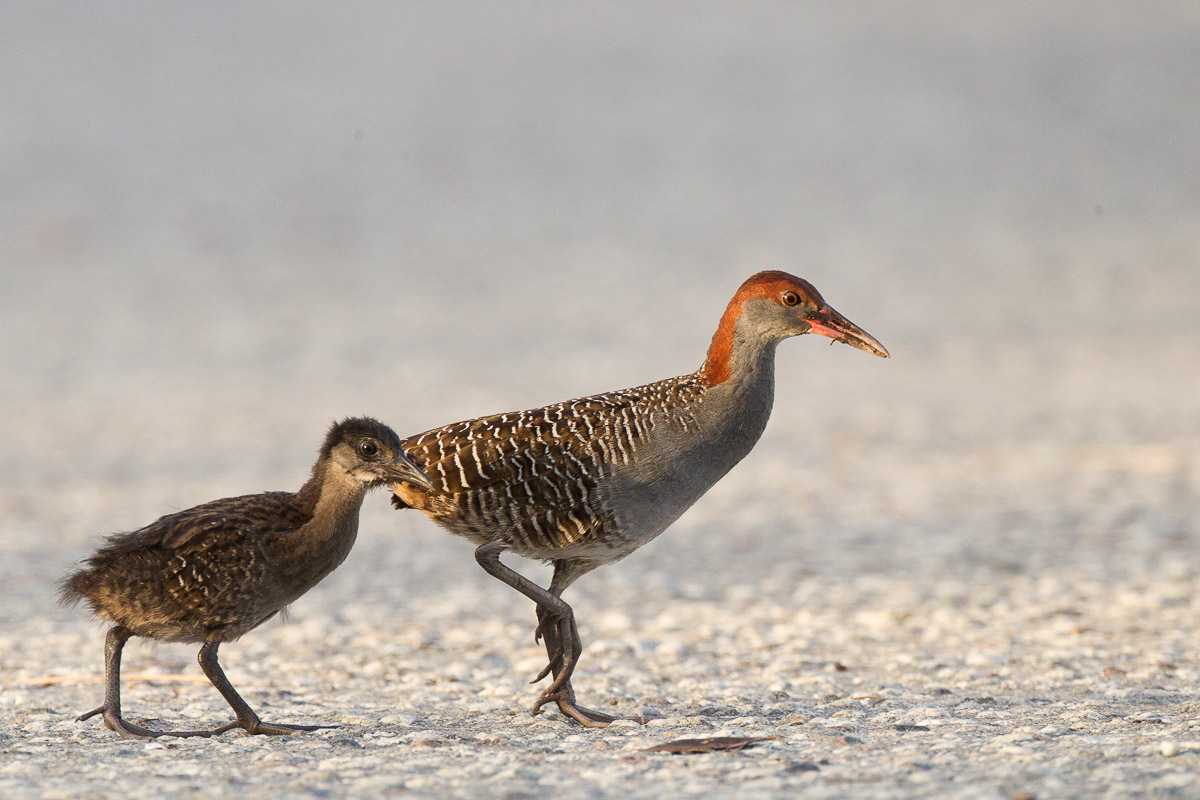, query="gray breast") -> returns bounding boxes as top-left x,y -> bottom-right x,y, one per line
596,371 -> 776,555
